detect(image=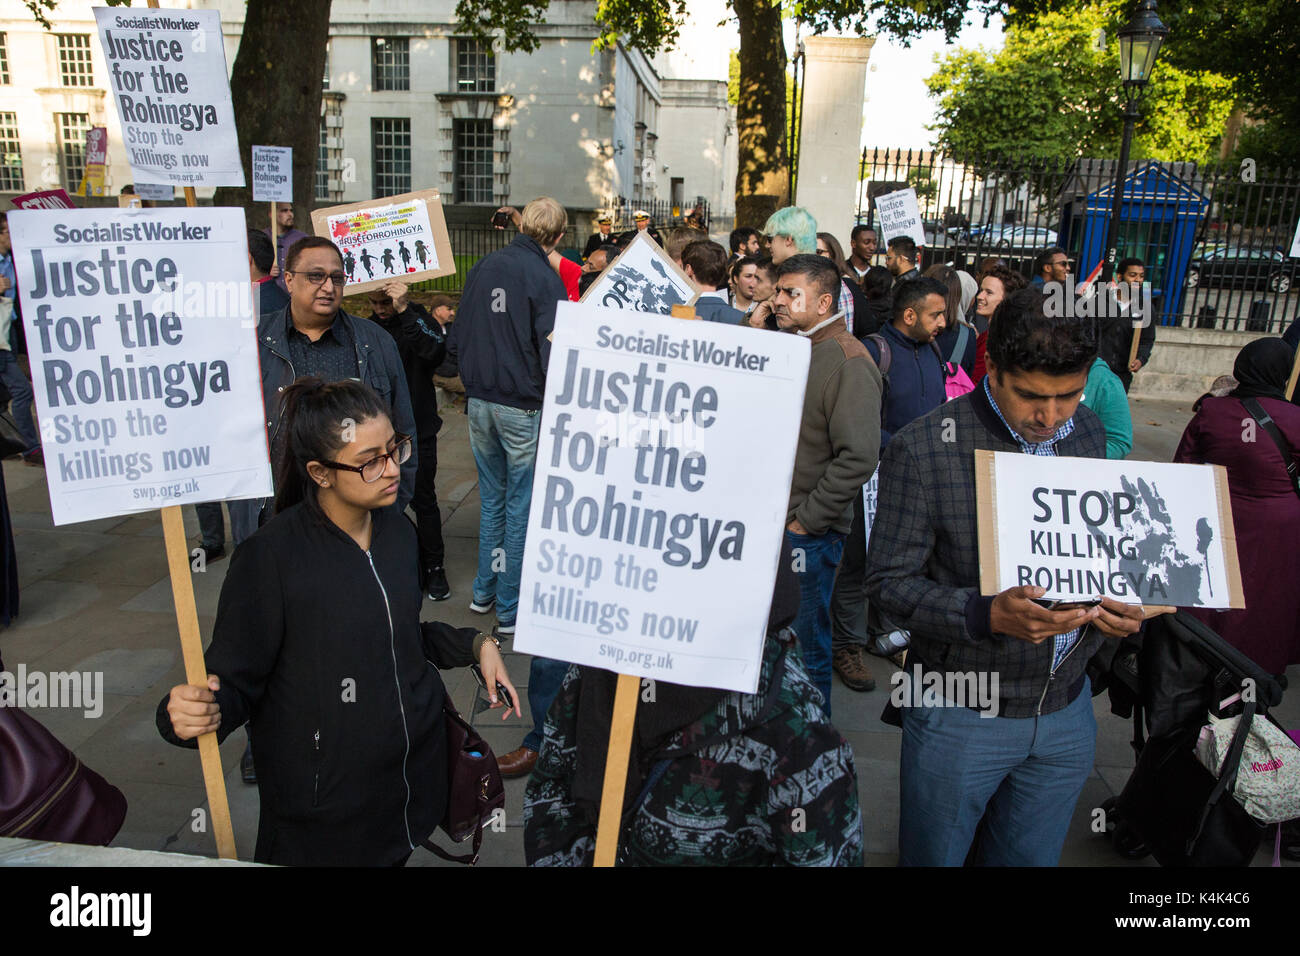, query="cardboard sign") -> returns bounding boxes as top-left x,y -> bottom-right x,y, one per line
94,7 -> 245,188
974,450 -> 1243,608
76,127 -> 109,197
513,302 -> 810,693
874,187 -> 926,247
252,145 -> 292,203
579,231 -> 699,313
7,207 -> 273,525
311,189 -> 455,295
11,189 -> 76,210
